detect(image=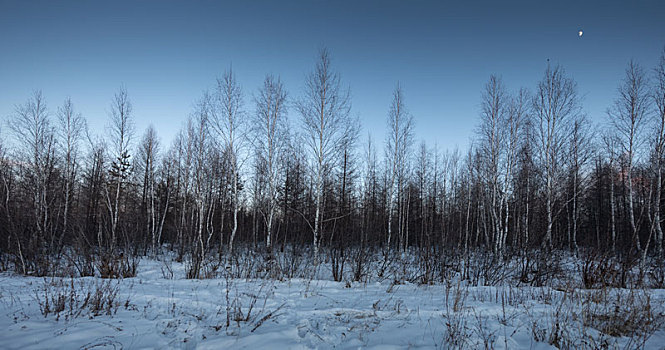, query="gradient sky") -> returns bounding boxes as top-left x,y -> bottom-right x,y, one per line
1,0 -> 664,154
